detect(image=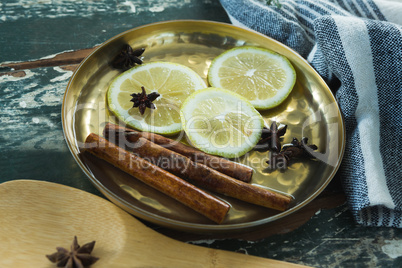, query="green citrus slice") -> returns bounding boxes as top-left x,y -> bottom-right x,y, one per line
107,62 -> 207,135
208,46 -> 296,109
180,87 -> 264,158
